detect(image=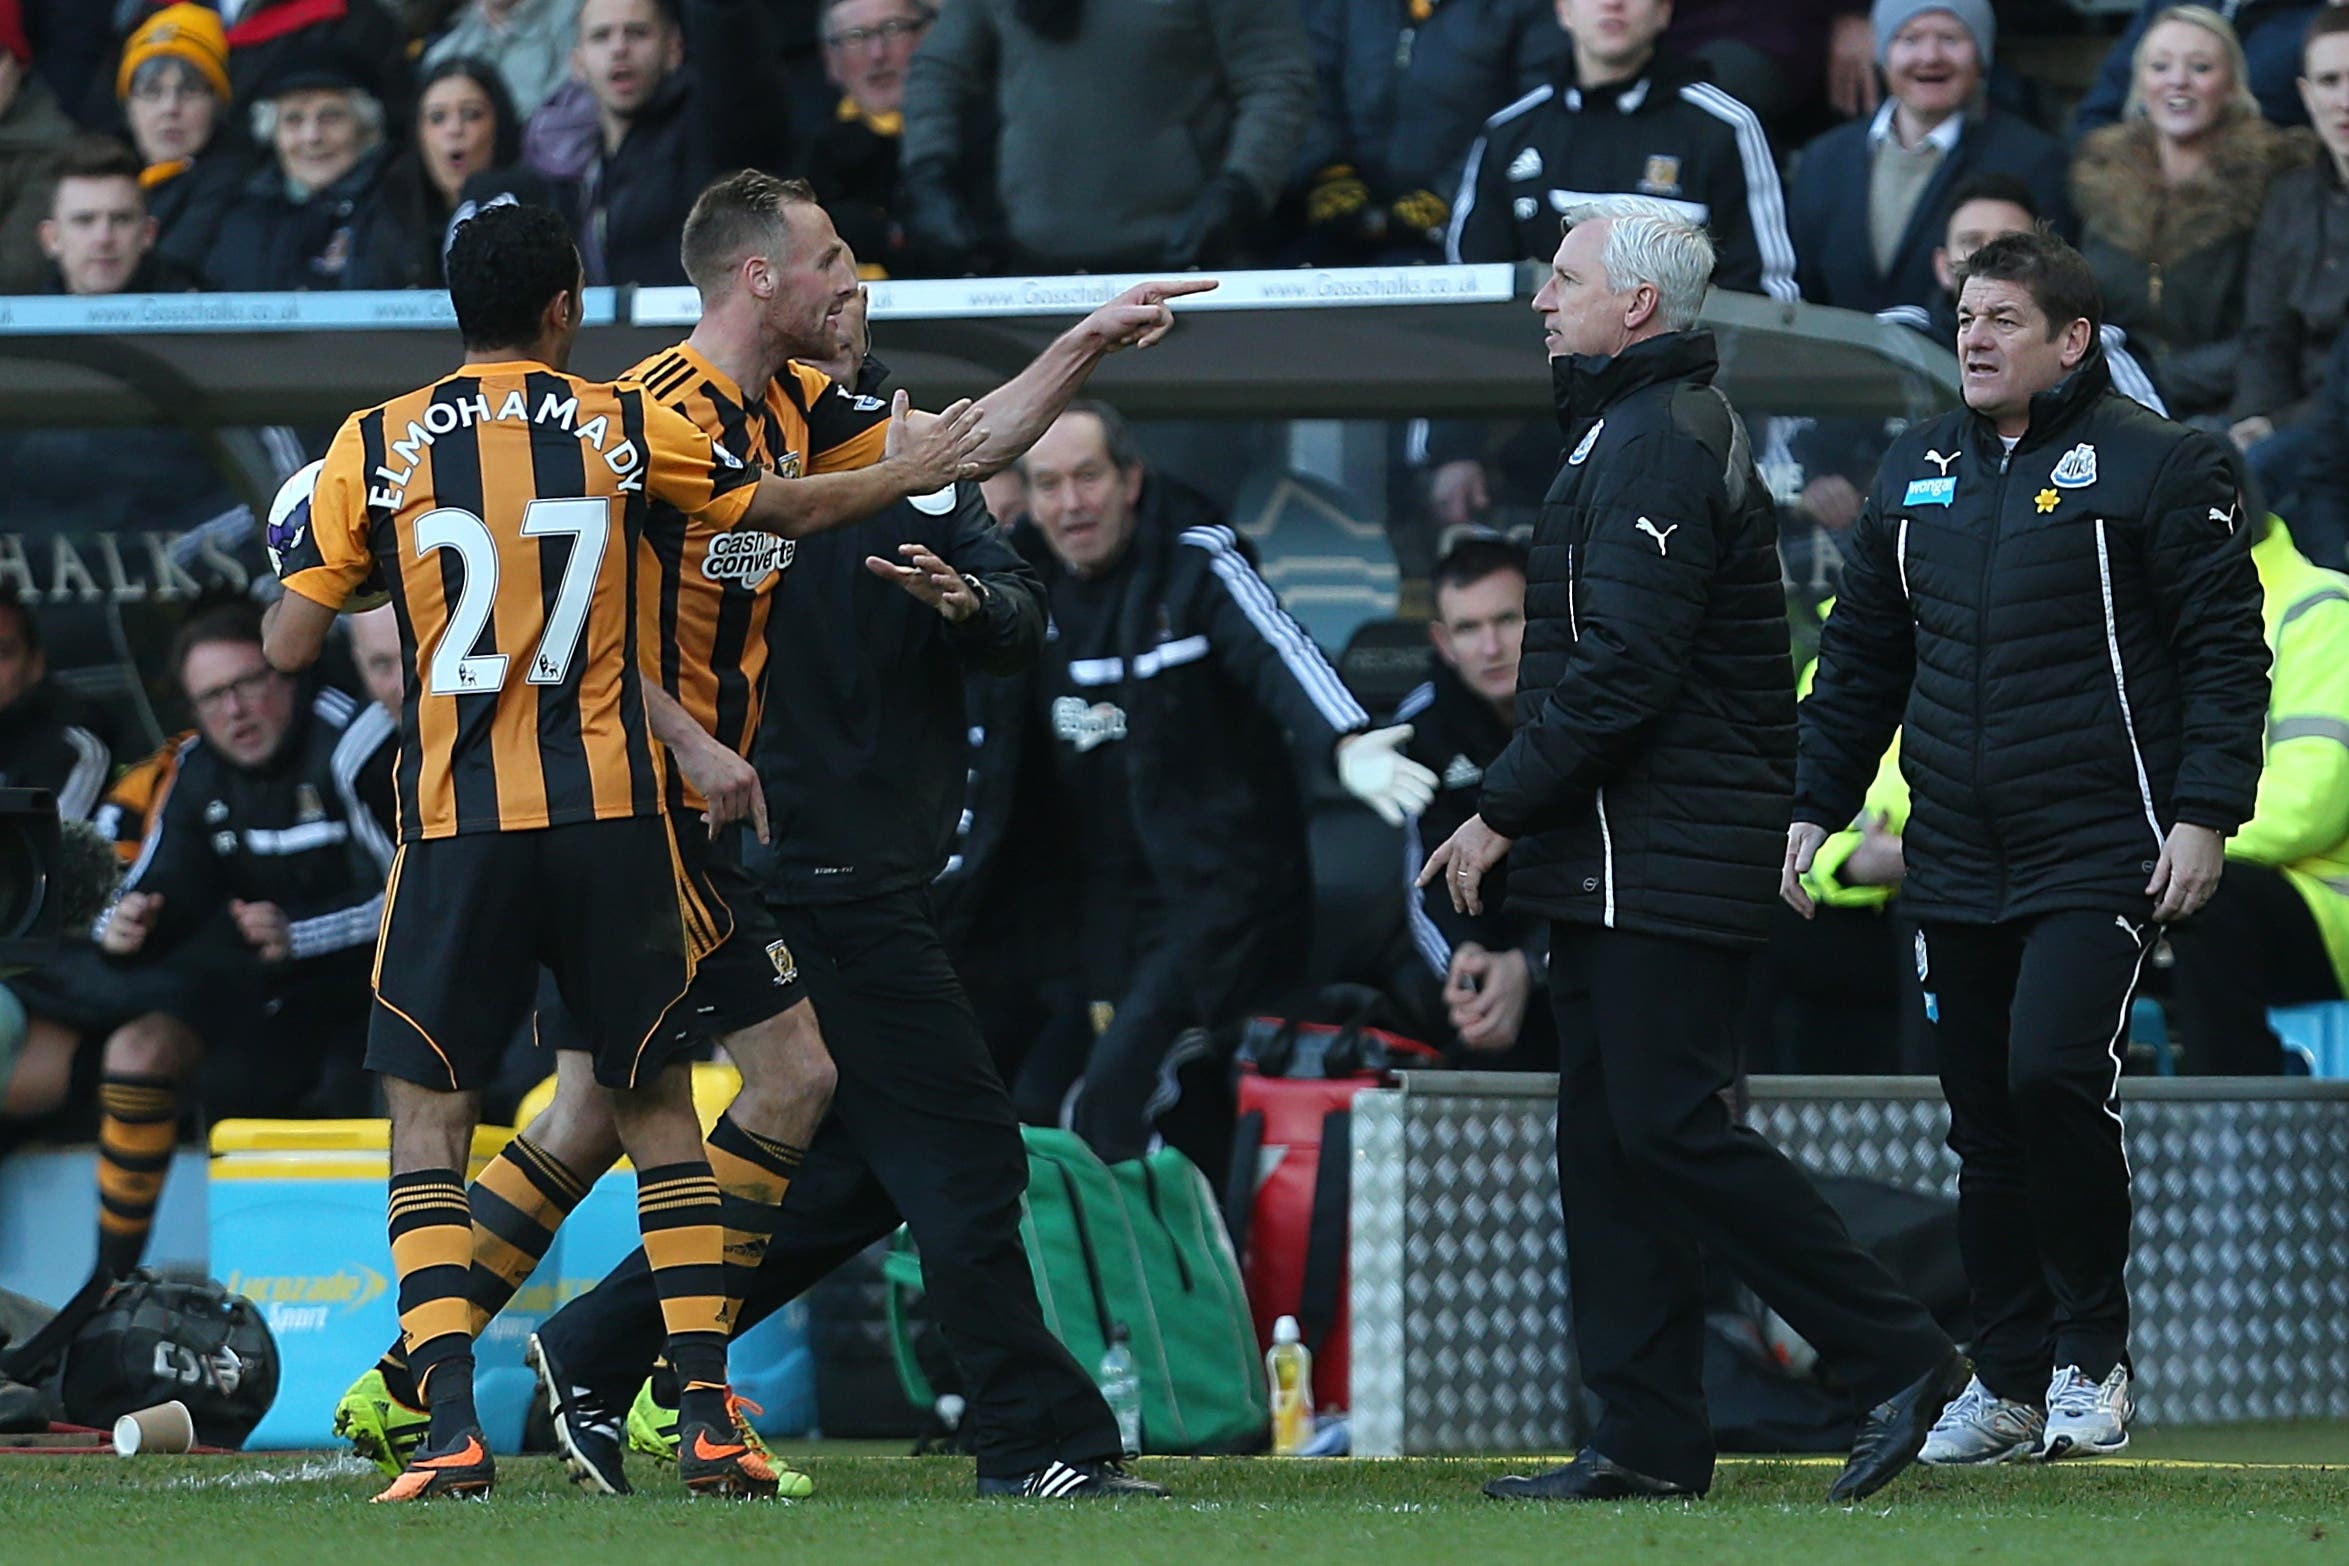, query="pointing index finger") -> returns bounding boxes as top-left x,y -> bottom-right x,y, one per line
1147,277 -> 1220,299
